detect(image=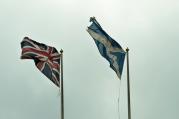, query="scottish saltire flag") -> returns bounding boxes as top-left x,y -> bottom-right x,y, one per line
87,17 -> 126,79
21,37 -> 60,87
